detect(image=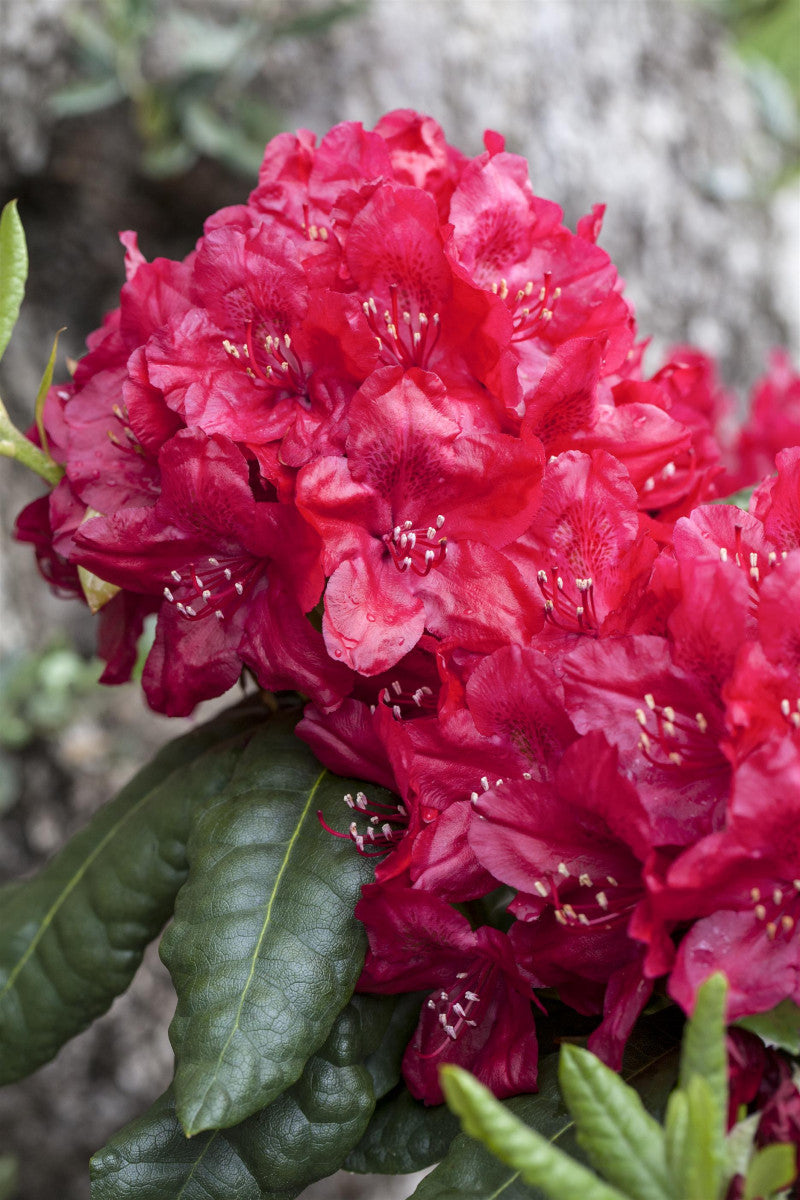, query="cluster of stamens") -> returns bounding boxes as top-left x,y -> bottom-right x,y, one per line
537,568 -> 599,634
361,285 -> 441,369
317,791 -> 408,857
162,553 -> 259,622
749,880 -> 800,942
527,863 -> 634,931
780,697 -> 800,733
642,458 -> 680,495
634,693 -> 723,772
106,402 -> 146,458
223,322 -> 309,405
718,538 -> 786,608
422,963 -> 496,1049
492,272 -> 562,343
383,516 -> 447,576
380,679 -> 436,720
